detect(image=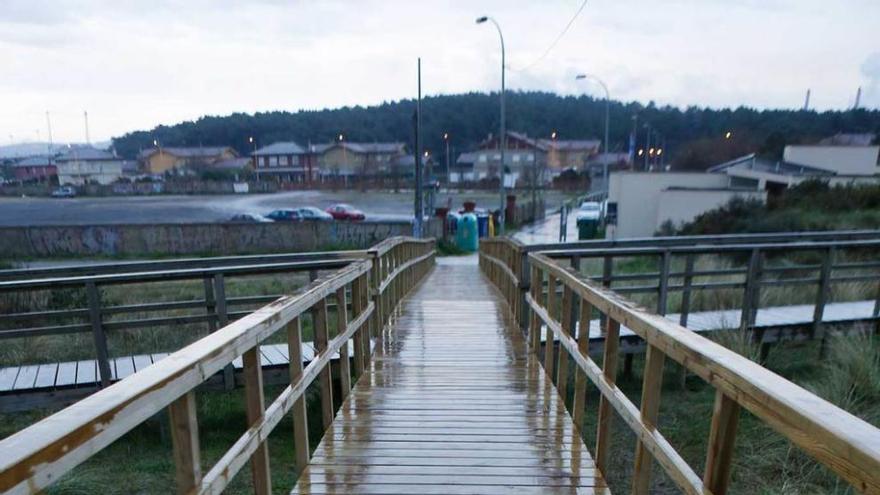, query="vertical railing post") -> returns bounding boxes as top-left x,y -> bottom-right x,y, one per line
594,317 -> 620,476
351,274 -> 366,378
169,391 -> 201,495
556,286 -> 574,407
571,297 -> 592,430
519,249 -> 531,335
529,265 -> 542,353
657,250 -> 671,315
543,274 -> 558,375
814,246 -> 834,356
287,317 -> 310,477
243,346 -> 271,494
740,248 -> 762,333
336,286 -> 352,397
312,298 -> 334,430
679,253 -> 695,327
203,276 -> 217,332
632,344 -> 666,495
703,390 -> 741,495
213,273 -> 234,390
85,281 -> 112,387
